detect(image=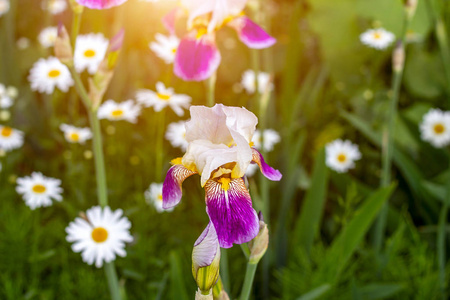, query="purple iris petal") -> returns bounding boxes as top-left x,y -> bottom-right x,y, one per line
230,17 -> 276,49
205,178 -> 259,248
174,34 -> 221,81
252,148 -> 282,181
75,0 -> 127,9
162,164 -> 197,209
193,222 -> 219,268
